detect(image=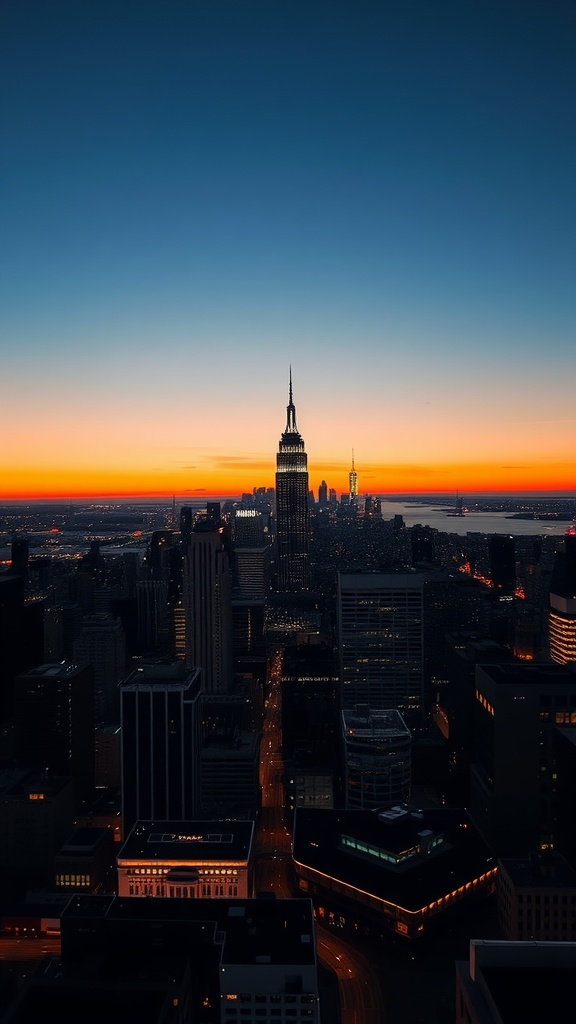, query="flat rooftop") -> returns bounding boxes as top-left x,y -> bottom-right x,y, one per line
342,706 -> 410,736
117,820 -> 254,863
58,828 -> 110,854
481,966 -> 573,1023
120,663 -> 201,692
500,852 -> 576,888
293,807 -> 495,912
60,895 -> 316,966
221,900 -> 316,967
